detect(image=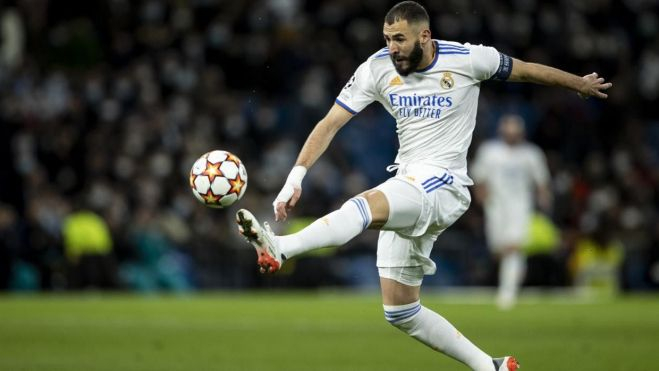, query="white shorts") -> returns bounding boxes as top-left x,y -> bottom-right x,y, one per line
484,203 -> 532,251
378,266 -> 425,286
374,164 -> 471,285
